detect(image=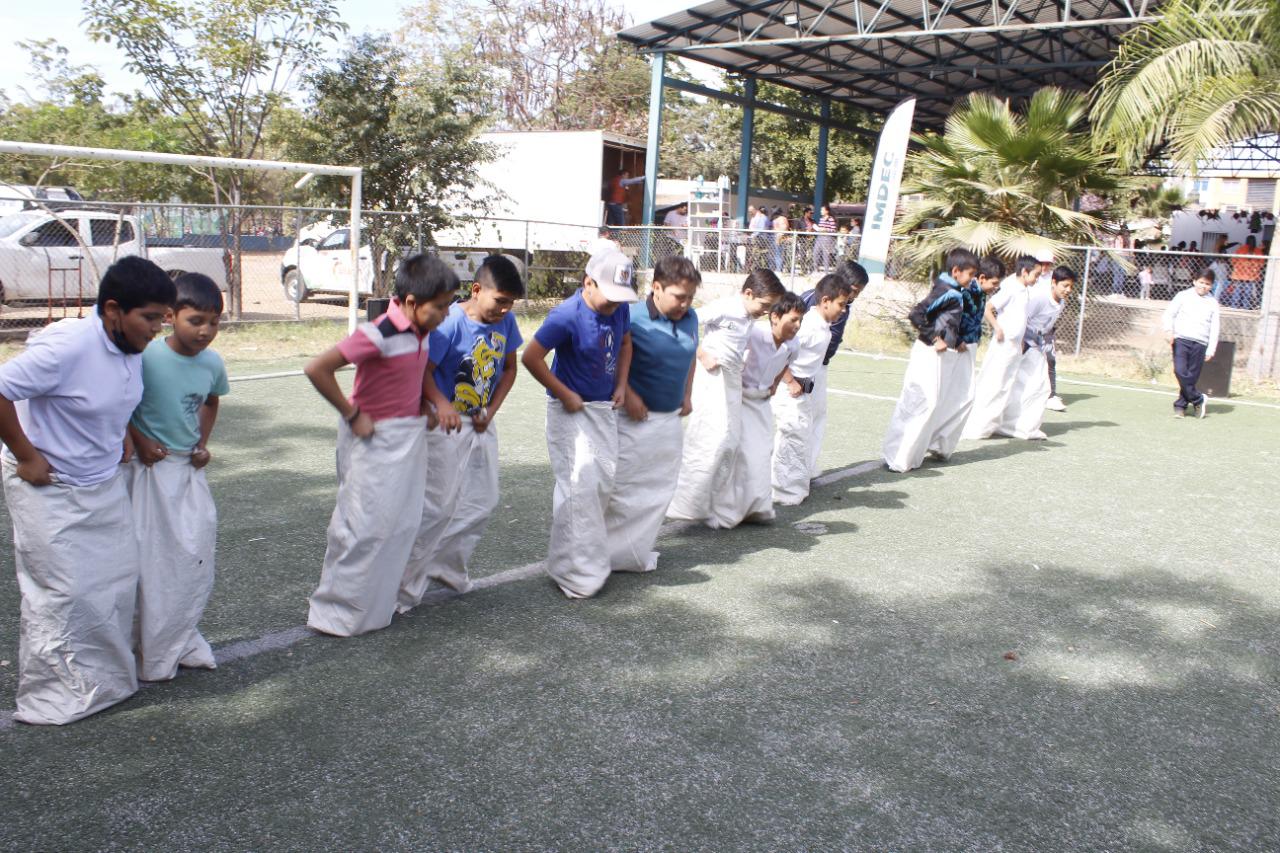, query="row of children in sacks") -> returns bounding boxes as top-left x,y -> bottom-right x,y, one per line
880,249 -> 1076,473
